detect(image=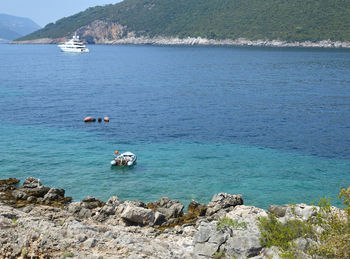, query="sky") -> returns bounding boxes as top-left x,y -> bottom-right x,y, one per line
0,0 -> 121,27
